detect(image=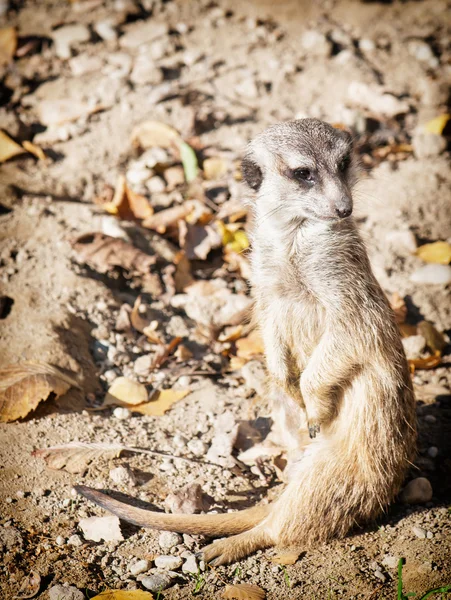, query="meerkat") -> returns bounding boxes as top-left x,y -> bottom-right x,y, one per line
76,119 -> 416,566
